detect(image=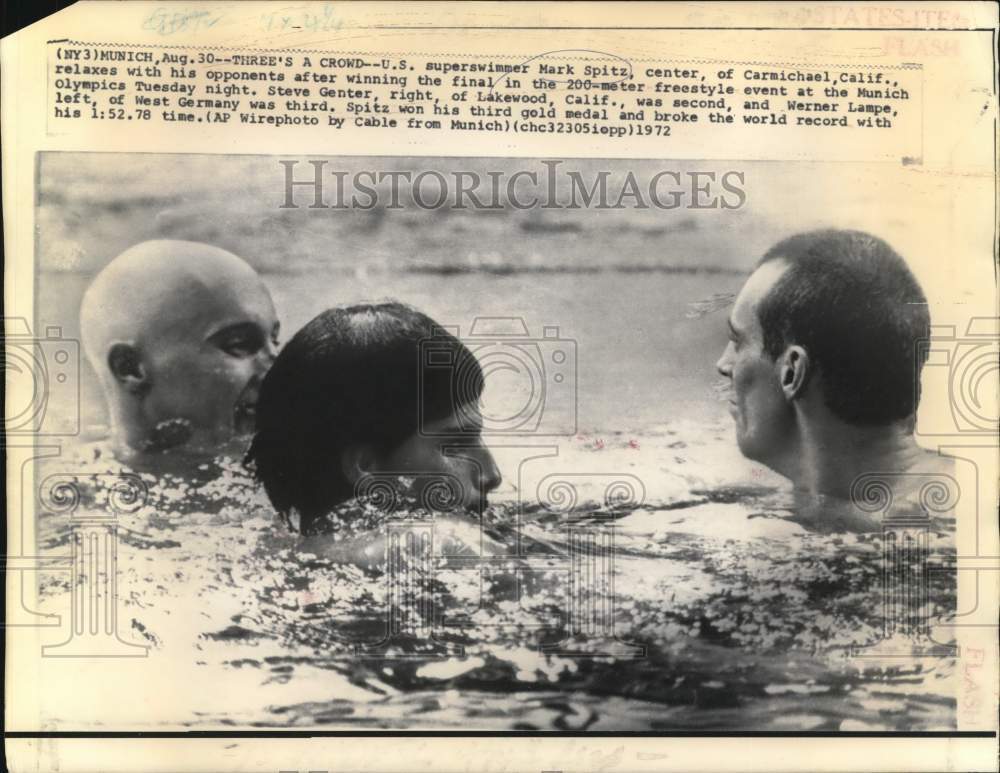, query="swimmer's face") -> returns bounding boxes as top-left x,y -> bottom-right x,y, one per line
716,261 -> 792,466
370,402 -> 502,515
139,274 -> 279,453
